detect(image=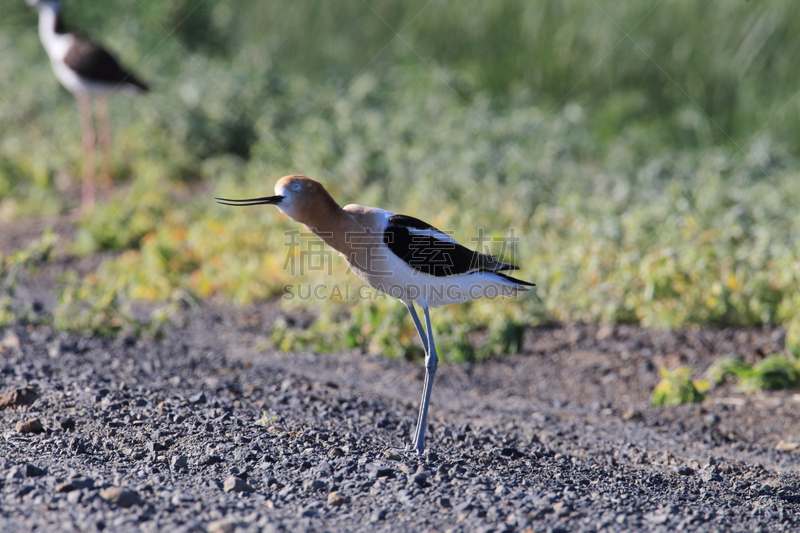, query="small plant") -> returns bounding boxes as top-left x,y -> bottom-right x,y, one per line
651,366 -> 709,406
740,356 -> 800,391
73,175 -> 173,254
54,273 -> 132,337
53,270 -> 191,339
706,356 -> 753,384
255,412 -> 277,427
268,298 -> 532,363
0,296 -> 13,328
708,354 -> 800,393
269,302 -> 426,359
0,230 -> 57,326
785,320 -> 800,360
1,229 -> 57,294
